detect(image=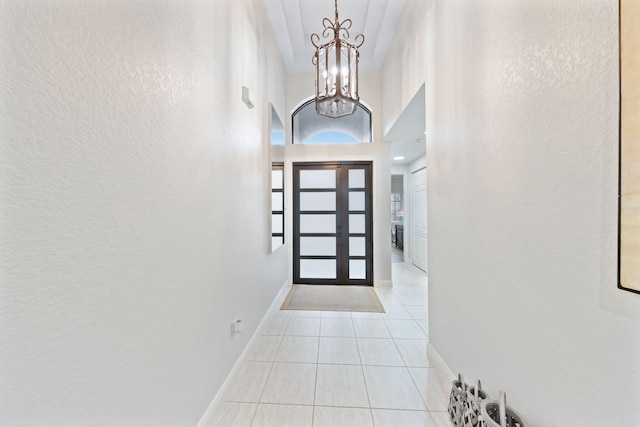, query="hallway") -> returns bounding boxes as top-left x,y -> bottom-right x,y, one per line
207,263 -> 450,427
1,1 -> 634,425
